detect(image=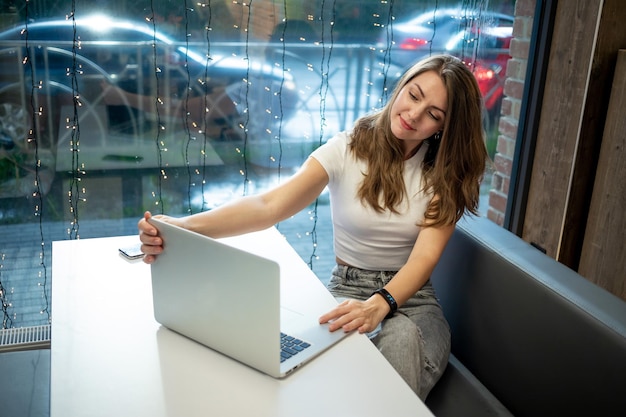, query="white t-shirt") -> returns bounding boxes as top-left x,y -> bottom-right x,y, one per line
311,131 -> 433,271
